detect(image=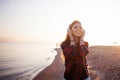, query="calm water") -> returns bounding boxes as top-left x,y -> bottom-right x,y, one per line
0,42 -> 57,80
